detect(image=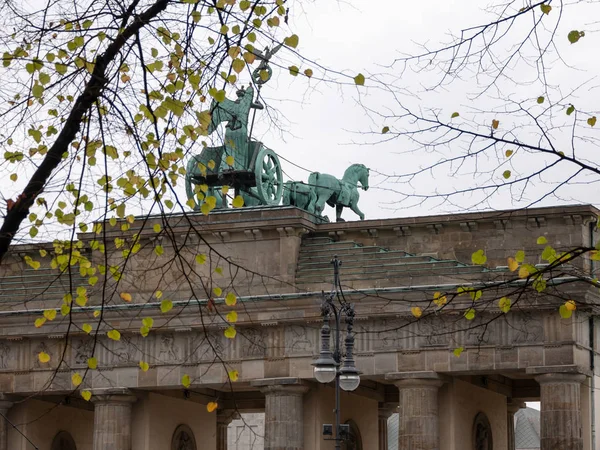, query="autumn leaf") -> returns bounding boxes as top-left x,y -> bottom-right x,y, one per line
107,329 -> 121,341
72,373 -> 83,387
537,236 -> 548,245
228,370 -> 239,382
565,300 -> 576,311
224,326 -> 237,339
464,308 -> 476,320
498,297 -> 511,313
354,73 -> 365,86
182,374 -> 191,388
507,257 -> 519,272
225,292 -> 237,306
120,292 -> 132,302
38,352 -> 50,363
492,119 -> 499,129
160,300 -> 173,313
226,311 -> 238,323
87,357 -> 97,369
559,304 -> 573,319
35,317 -> 47,328
471,249 -> 487,265
82,323 -> 92,334
453,347 -> 464,357
207,401 -> 218,413
81,390 -> 92,401
410,306 -> 422,318
139,361 -> 150,372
